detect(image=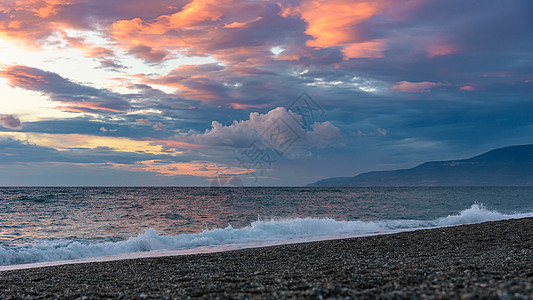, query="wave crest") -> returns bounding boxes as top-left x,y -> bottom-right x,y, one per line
1,204 -> 531,266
